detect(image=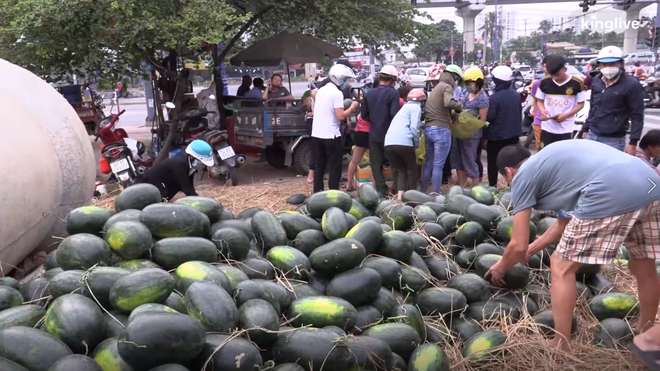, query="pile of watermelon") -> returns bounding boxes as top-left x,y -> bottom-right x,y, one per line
0,182 -> 655,371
